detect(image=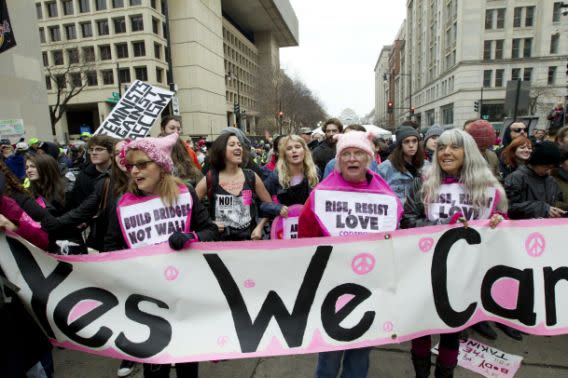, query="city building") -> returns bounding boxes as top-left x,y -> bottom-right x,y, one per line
376,0 -> 568,130
374,45 -> 391,129
36,0 -> 298,140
